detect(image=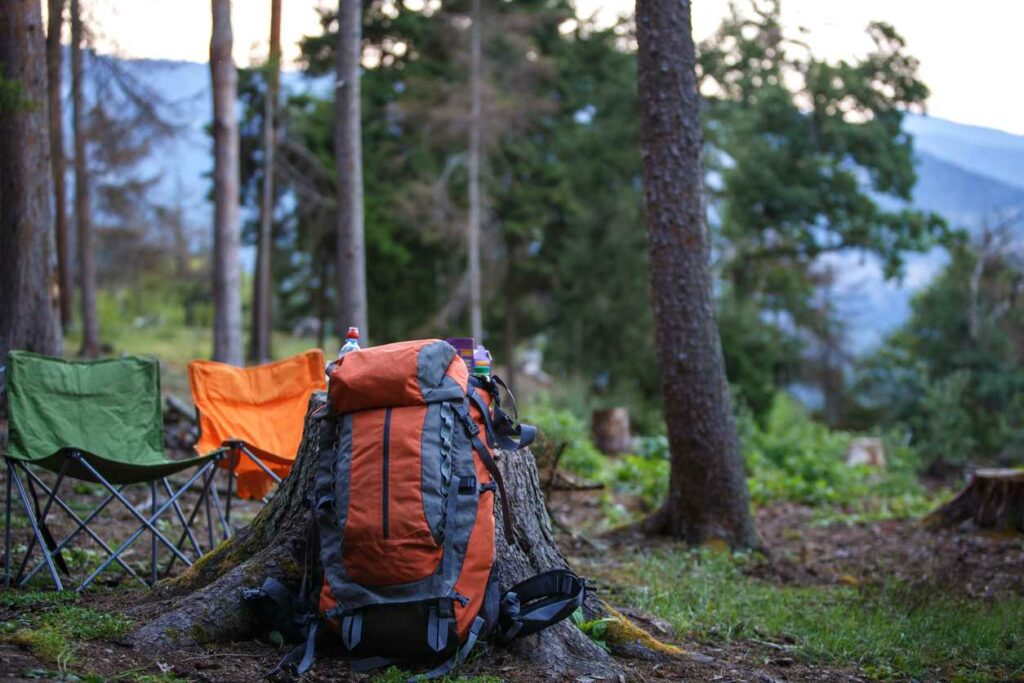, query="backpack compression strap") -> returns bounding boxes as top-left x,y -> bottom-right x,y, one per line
456,402 -> 517,545
497,569 -> 586,643
468,376 -> 537,451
